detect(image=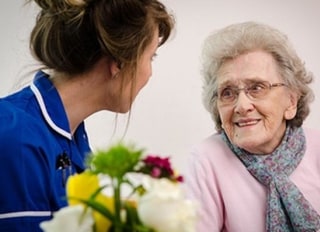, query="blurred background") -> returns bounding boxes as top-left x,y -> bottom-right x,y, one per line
1,0 -> 319,172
